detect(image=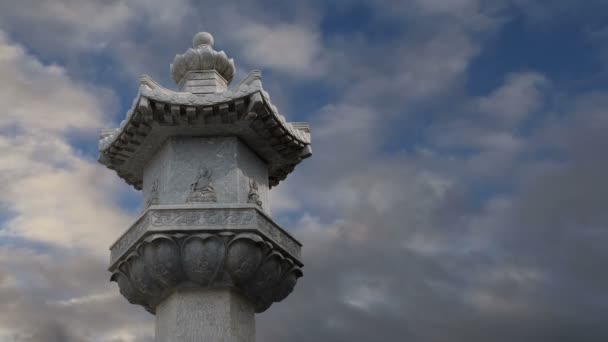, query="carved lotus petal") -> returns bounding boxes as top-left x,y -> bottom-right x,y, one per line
272,267 -> 302,302
183,48 -> 199,71
125,255 -> 162,298
181,234 -> 225,285
216,52 -> 231,75
199,48 -> 215,70
226,233 -> 264,284
254,298 -> 273,313
140,235 -> 183,287
111,271 -> 148,307
246,251 -> 283,293
170,57 -> 187,84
